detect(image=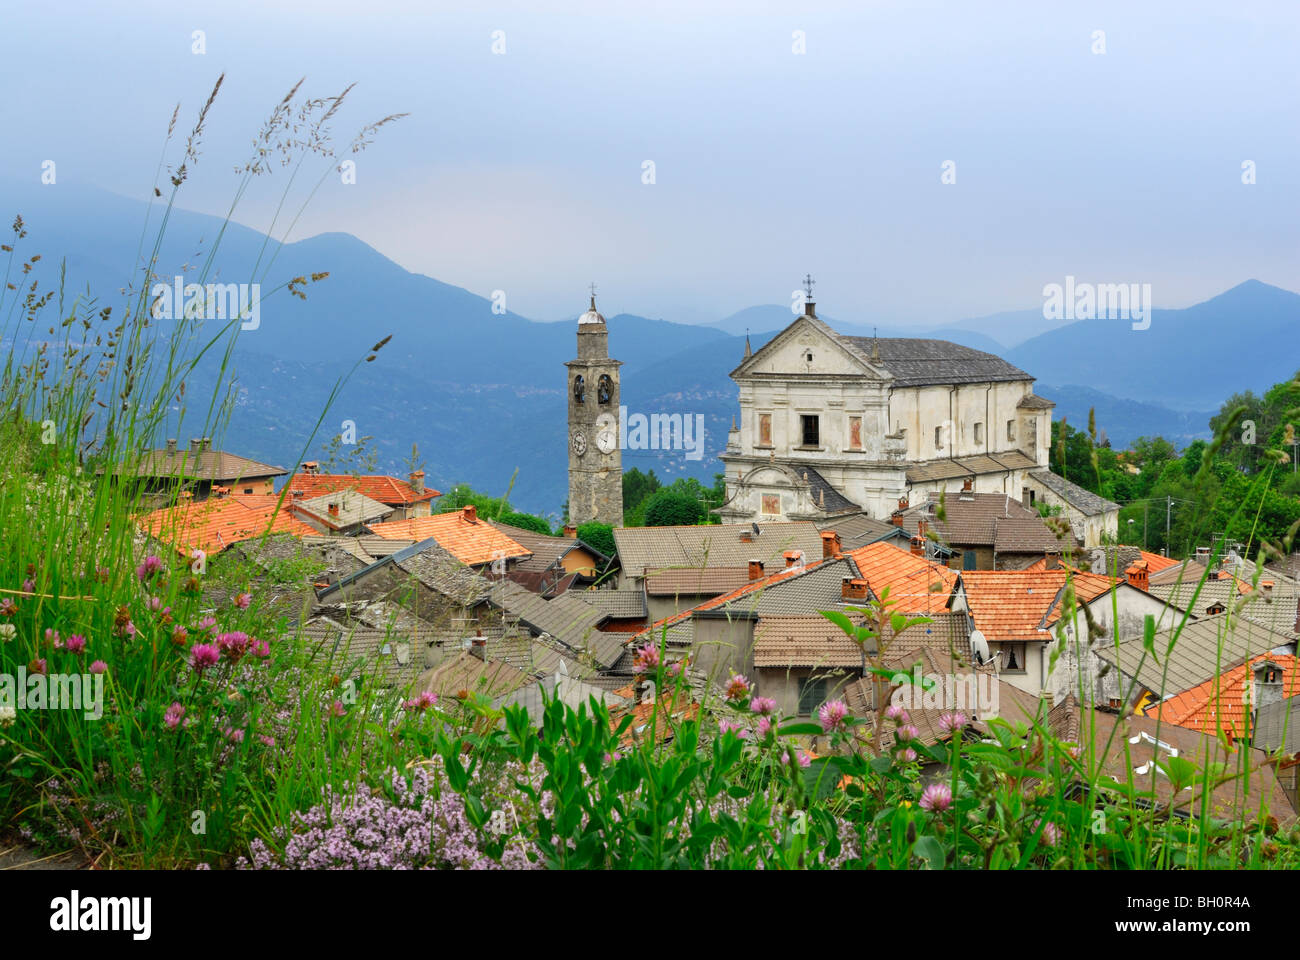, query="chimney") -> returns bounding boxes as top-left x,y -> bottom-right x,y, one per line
462,504 -> 477,523
201,436 -> 212,452
841,577 -> 869,601
784,550 -> 801,569
820,530 -> 841,558
1261,580 -> 1274,600
1252,659 -> 1285,713
302,461 -> 319,476
1045,552 -> 1060,571
910,536 -> 925,558
890,510 -> 904,527
328,502 -> 340,517
409,470 -> 425,495
563,524 -> 577,539
917,519 -> 928,540
897,497 -> 909,512
1125,560 -> 1149,592
960,477 -> 974,499
165,438 -> 177,454
739,530 -> 753,543
189,438 -> 202,453
748,559 -> 764,581
291,489 -> 305,500
1294,597 -> 1300,636
469,629 -> 487,661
